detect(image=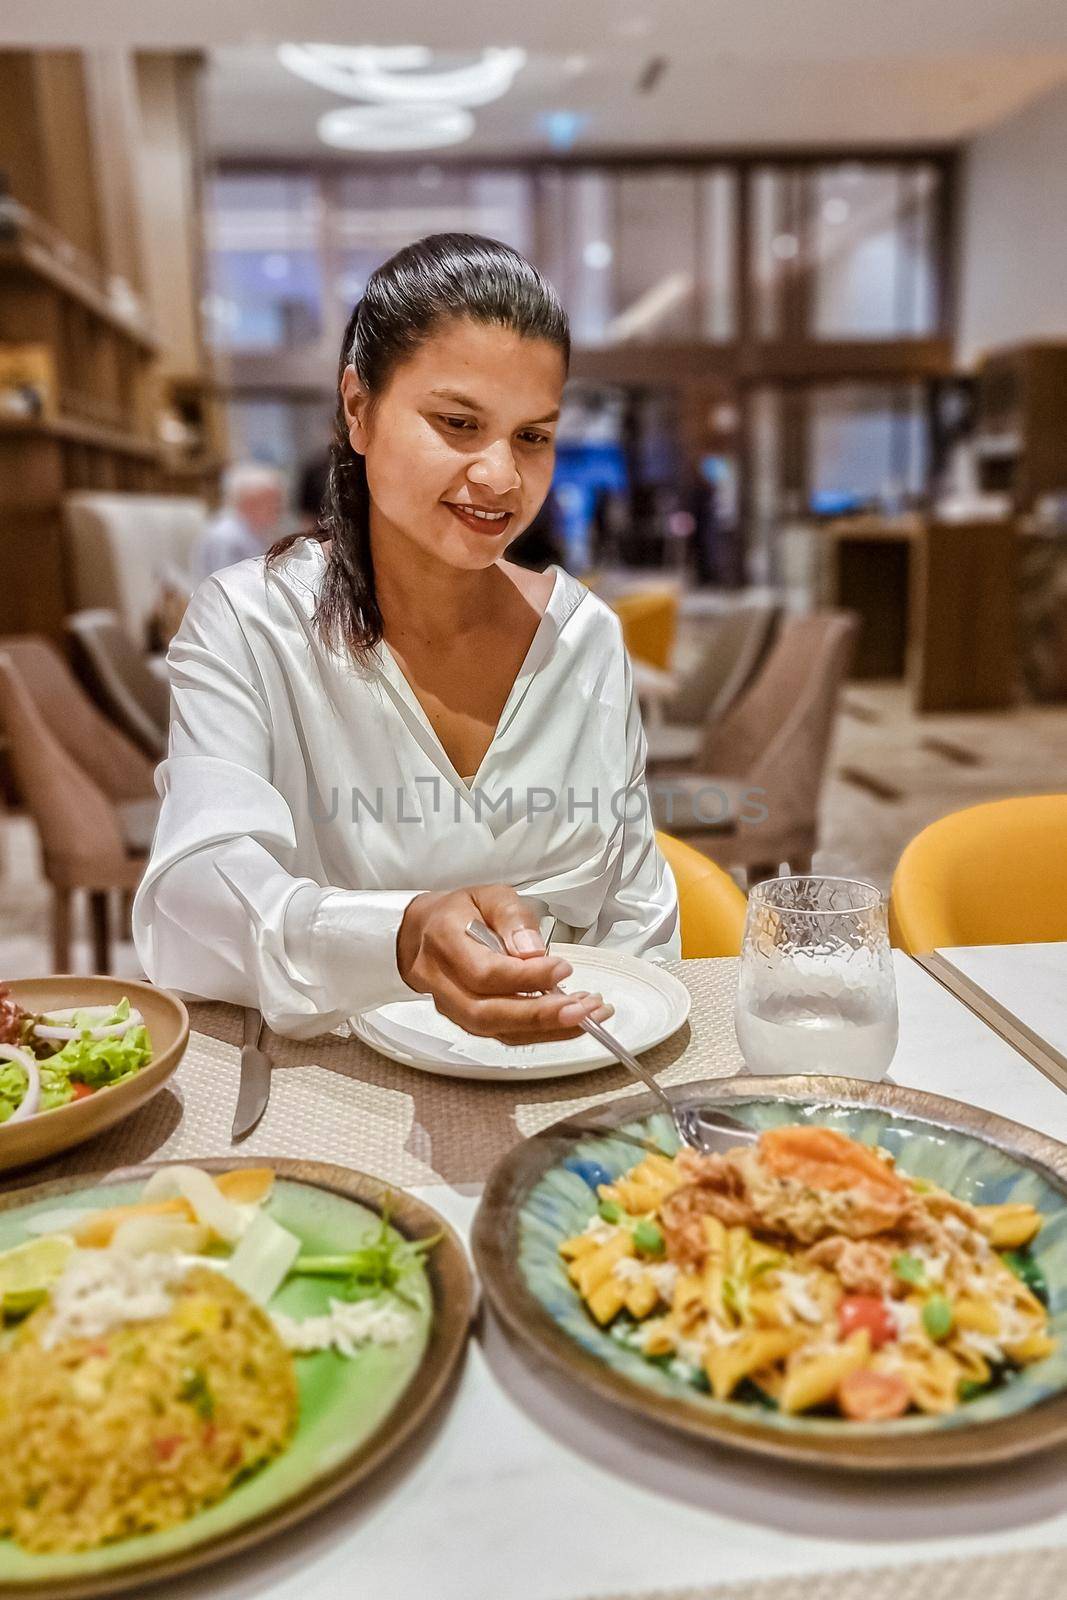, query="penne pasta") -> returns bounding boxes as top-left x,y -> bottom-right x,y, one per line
780,1330 -> 870,1414
975,1203 -> 1042,1250
706,1327 -> 807,1401
570,1231 -> 634,1298
559,1129 -> 1058,1421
